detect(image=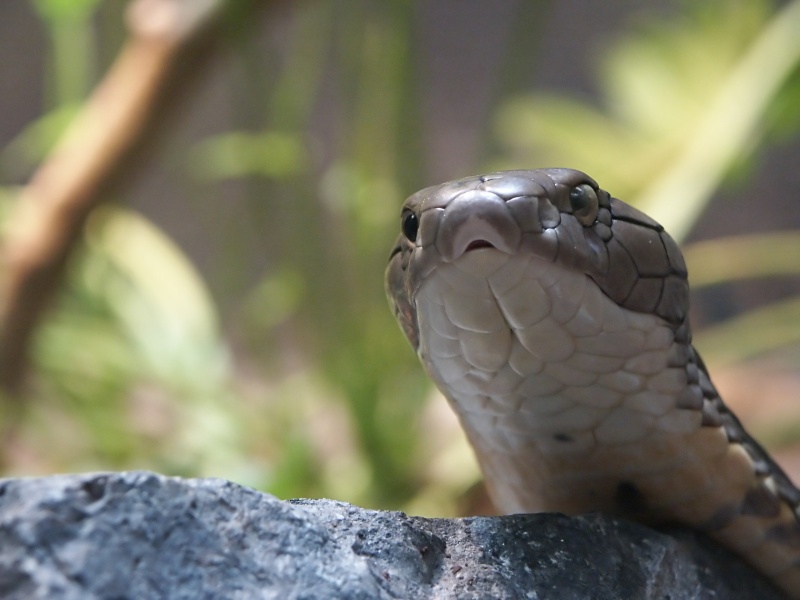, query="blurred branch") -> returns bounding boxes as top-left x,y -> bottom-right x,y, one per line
0,0 -> 231,397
